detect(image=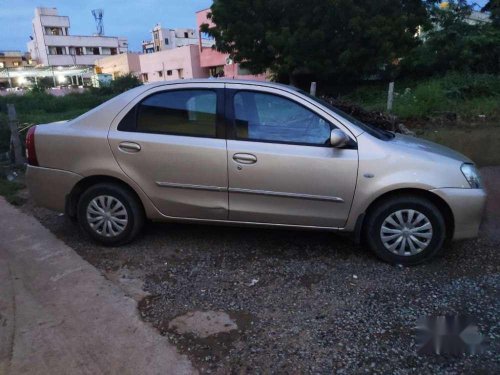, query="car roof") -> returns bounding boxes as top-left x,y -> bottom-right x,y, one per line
142,78 -> 298,92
